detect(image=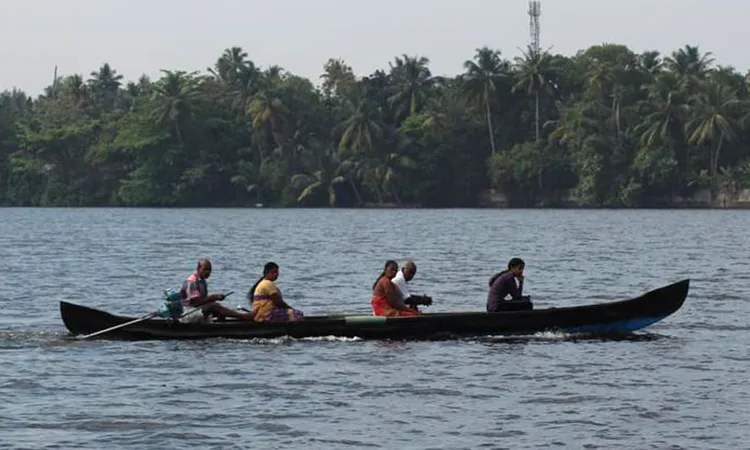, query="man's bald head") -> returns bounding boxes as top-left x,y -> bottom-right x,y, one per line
197,258 -> 212,278
402,260 -> 417,281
